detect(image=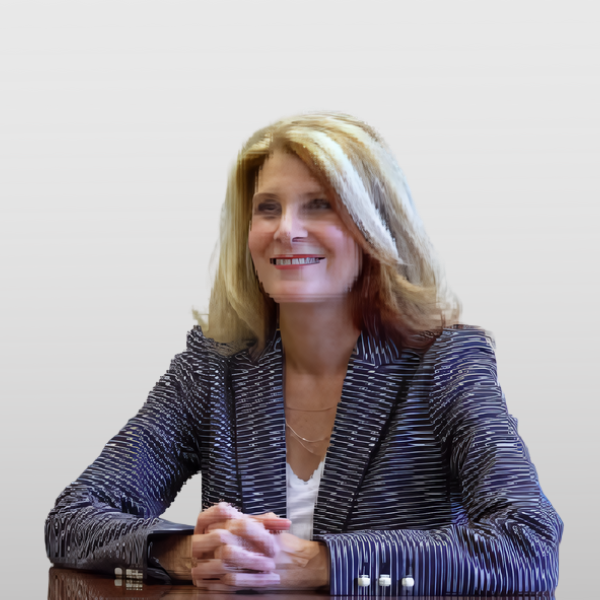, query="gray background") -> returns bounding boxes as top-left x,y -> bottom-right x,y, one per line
1,1 -> 598,596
